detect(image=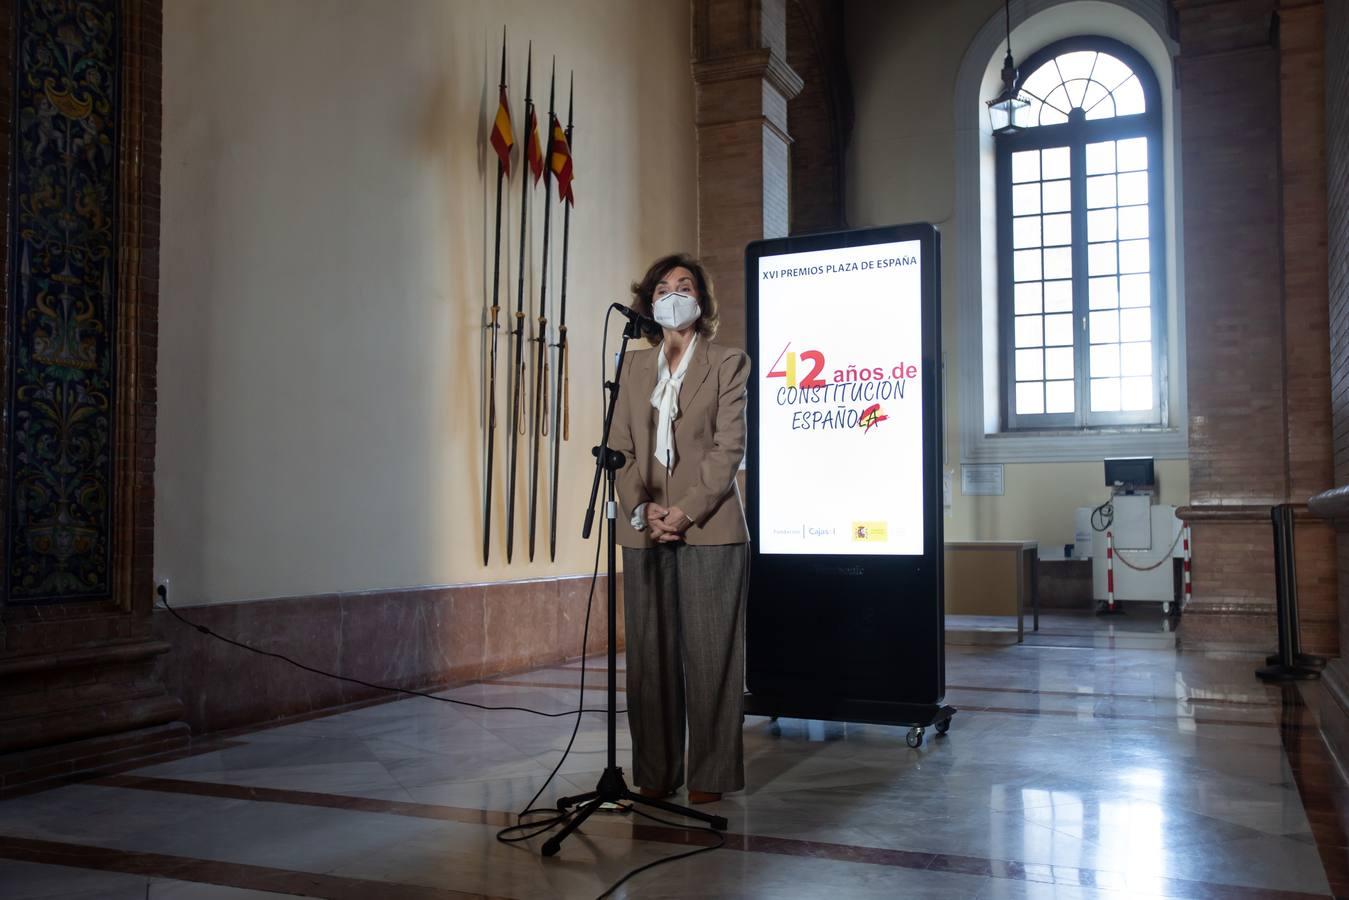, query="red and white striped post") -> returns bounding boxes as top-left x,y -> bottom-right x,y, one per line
1182,522 -> 1192,608
1106,530 -> 1116,612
